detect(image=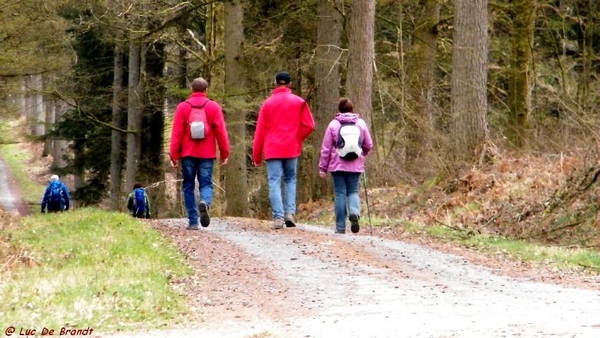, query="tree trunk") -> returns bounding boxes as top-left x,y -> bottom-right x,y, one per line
346,0 -> 376,179
42,74 -> 54,158
110,38 -> 126,211
451,0 -> 489,163
224,0 -> 249,216
507,0 -> 535,149
140,41 -> 166,218
312,0 -> 343,199
125,36 -> 143,192
31,74 -> 44,136
346,0 -> 376,127
405,0 -> 441,173
52,101 -> 67,170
